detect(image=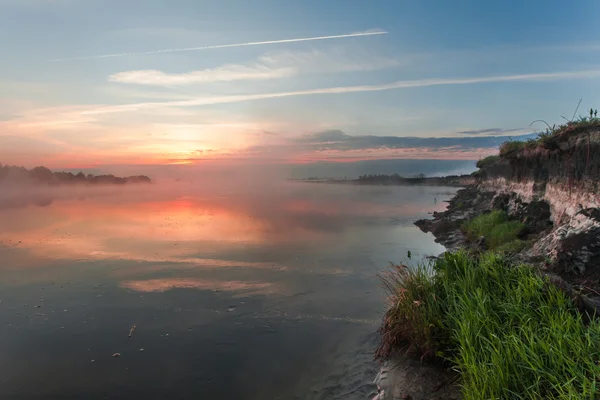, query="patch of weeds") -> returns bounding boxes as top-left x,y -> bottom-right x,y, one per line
461,210 -> 526,250
495,238 -> 529,253
476,155 -> 500,169
497,106 -> 600,158
499,140 -> 527,157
